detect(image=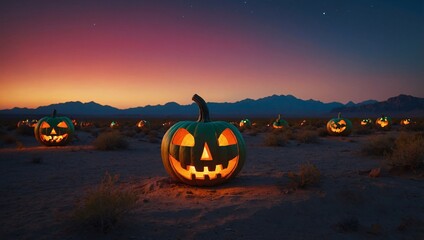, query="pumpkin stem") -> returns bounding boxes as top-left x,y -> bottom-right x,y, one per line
277,114 -> 281,121
338,112 -> 341,118
52,109 -> 57,117
192,94 -> 210,122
